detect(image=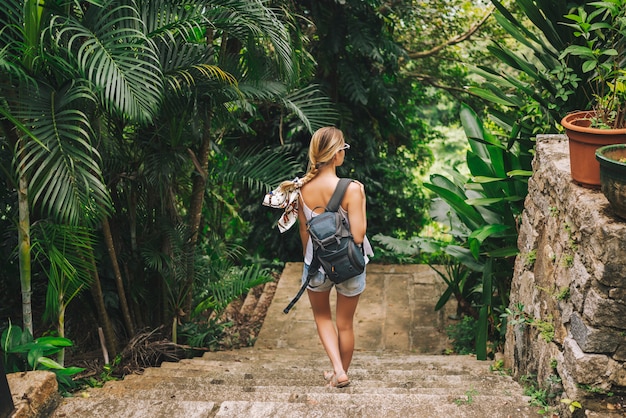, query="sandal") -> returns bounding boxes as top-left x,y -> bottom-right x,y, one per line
330,372 -> 350,388
323,371 -> 334,382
